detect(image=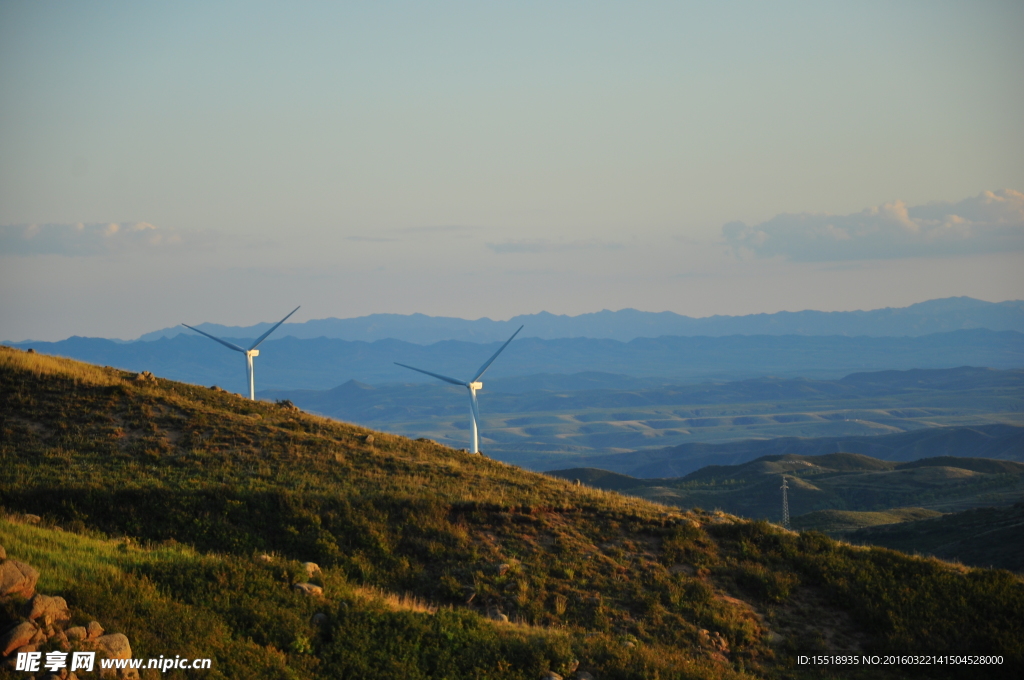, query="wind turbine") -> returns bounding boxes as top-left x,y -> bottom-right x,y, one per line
182,306 -> 300,400
395,326 -> 523,454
